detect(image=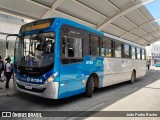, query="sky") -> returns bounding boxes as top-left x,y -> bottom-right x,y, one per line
145,0 -> 160,25
145,0 -> 160,44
